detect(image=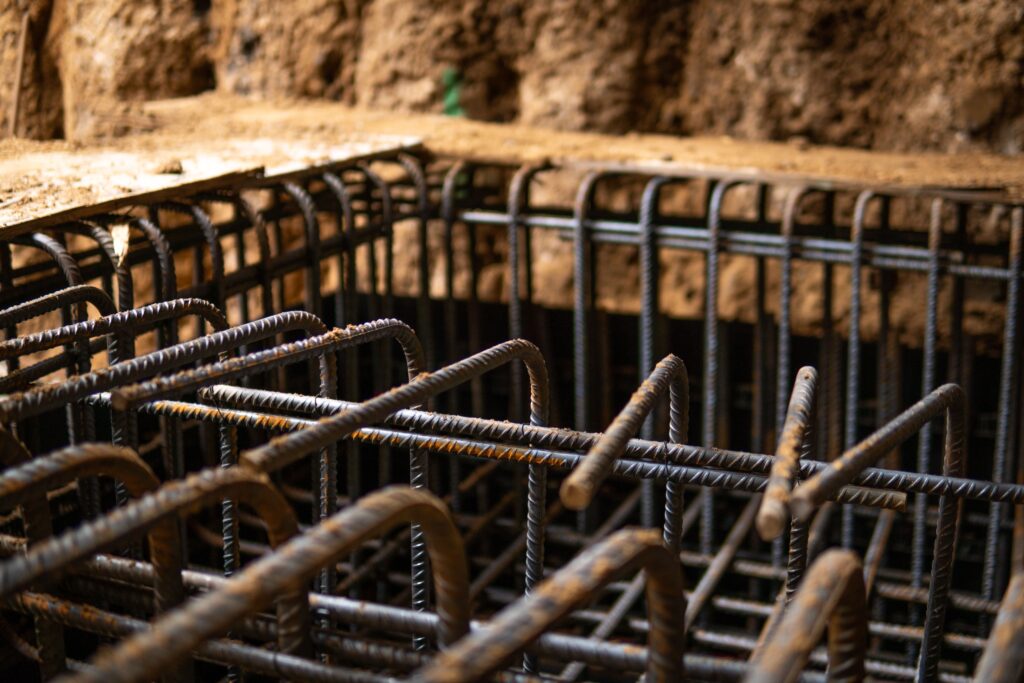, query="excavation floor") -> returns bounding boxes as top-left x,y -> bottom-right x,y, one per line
3,93 -> 1024,233
139,96 -> 1024,196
